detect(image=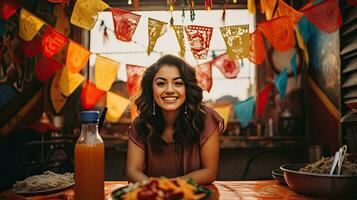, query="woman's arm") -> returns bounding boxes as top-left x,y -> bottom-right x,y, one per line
180,127 -> 220,185
126,139 -> 149,183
